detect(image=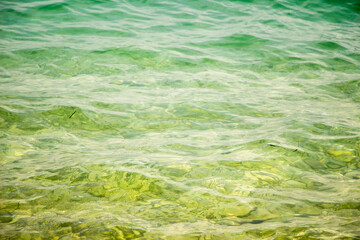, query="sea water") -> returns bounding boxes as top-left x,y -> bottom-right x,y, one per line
0,0 -> 360,239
